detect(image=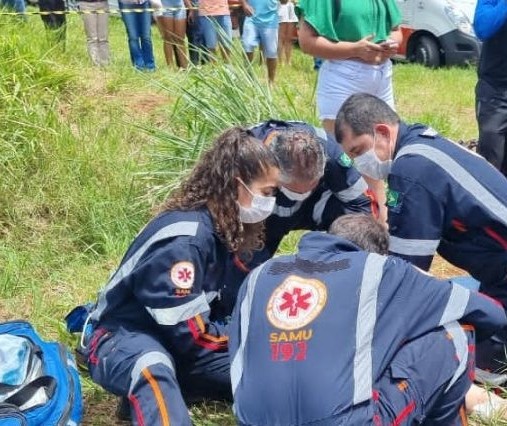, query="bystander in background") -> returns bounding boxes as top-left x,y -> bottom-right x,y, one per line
474,0 -> 507,177
277,0 -> 297,65
78,0 -> 110,66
